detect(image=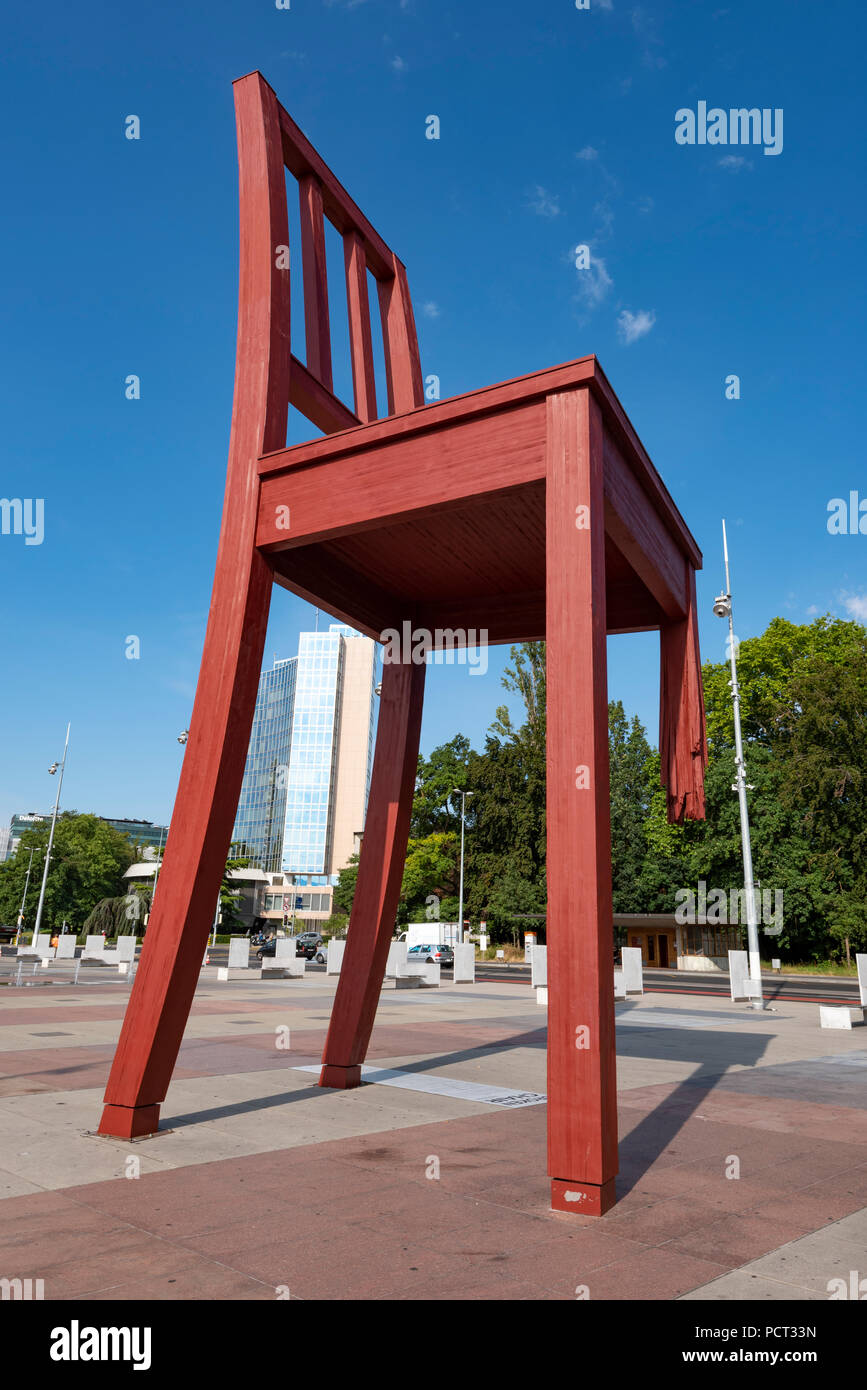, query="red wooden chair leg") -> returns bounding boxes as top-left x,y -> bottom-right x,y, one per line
319,655 -> 426,1088
97,549 -> 273,1140
545,389 -> 619,1216
97,72 -> 289,1141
